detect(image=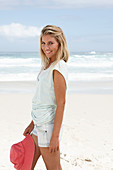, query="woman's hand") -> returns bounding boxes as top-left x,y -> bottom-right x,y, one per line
49,135 -> 59,153
23,121 -> 34,136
